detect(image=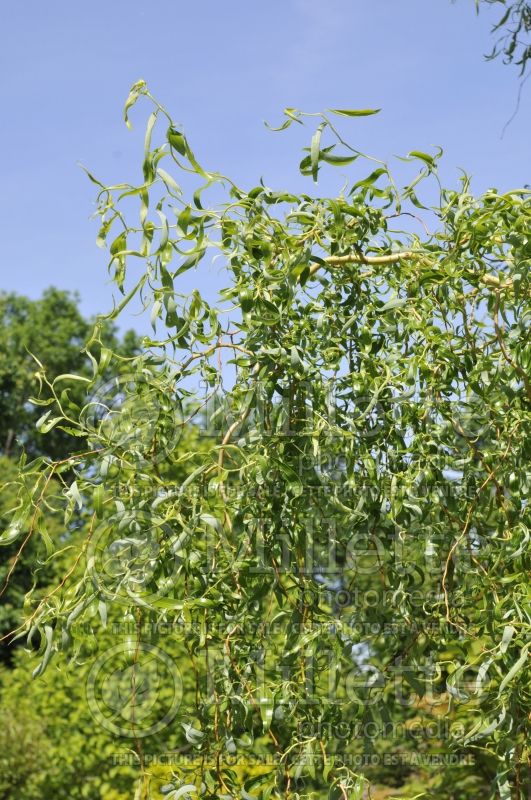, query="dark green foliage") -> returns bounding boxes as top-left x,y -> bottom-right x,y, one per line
0,288 -> 140,461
